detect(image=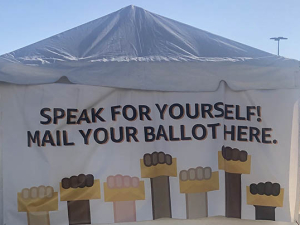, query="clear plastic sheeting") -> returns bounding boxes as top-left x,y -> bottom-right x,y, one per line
0,5 -> 299,91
